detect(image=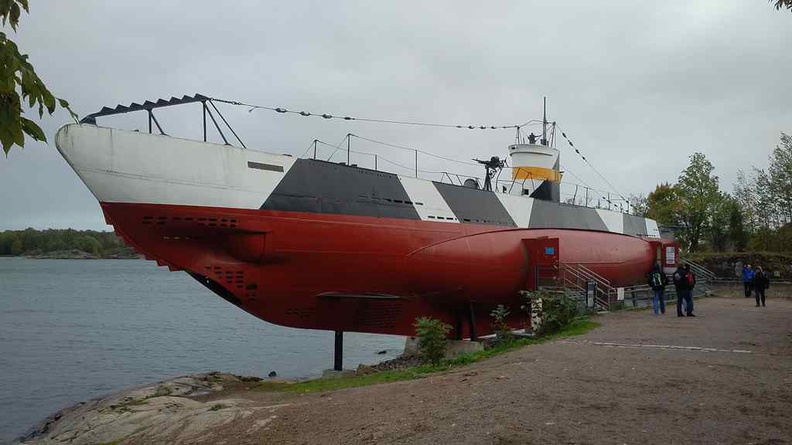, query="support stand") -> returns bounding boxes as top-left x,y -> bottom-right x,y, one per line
468,302 -> 478,341
334,330 -> 343,371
